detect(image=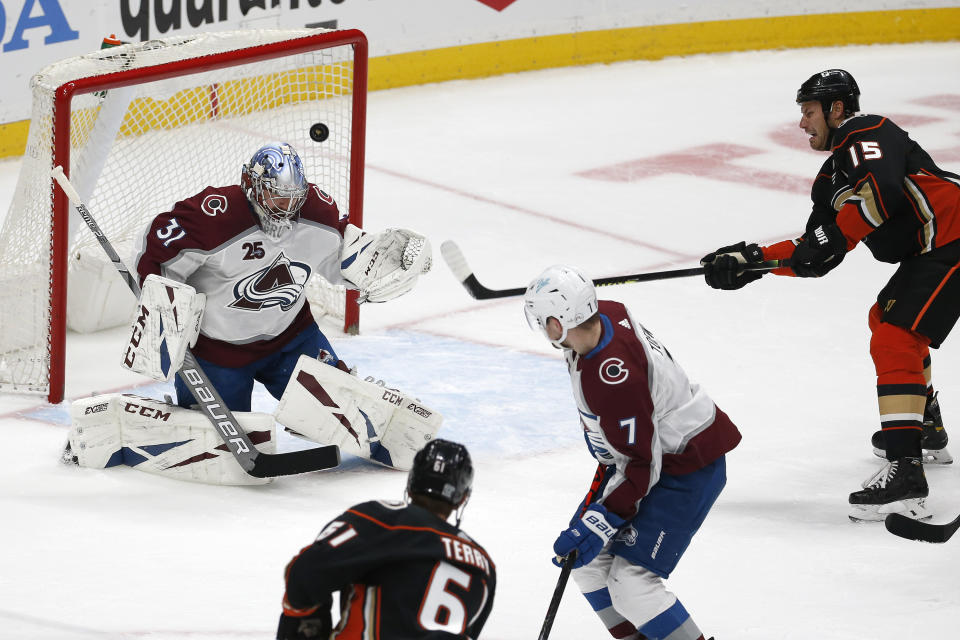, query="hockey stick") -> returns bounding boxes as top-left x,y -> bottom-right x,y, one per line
537,550 -> 576,640
441,240 -> 786,300
537,463 -> 606,640
52,166 -> 340,478
885,512 -> 960,543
